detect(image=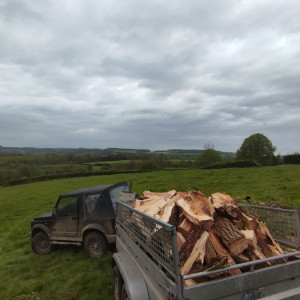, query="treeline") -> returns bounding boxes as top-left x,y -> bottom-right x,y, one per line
0,149 -> 299,187
283,153 -> 300,164
0,152 -> 193,186
0,152 -> 140,165
196,152 -> 299,170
